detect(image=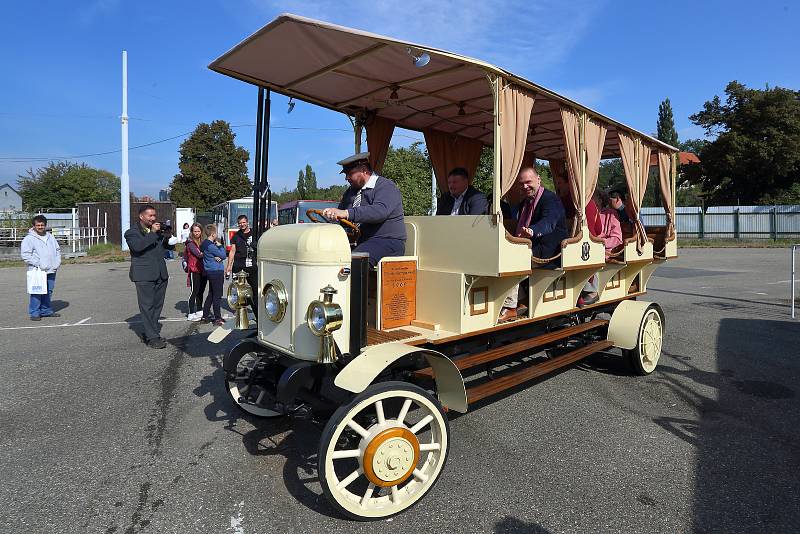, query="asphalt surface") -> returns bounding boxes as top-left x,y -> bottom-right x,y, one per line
1,249 -> 798,533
